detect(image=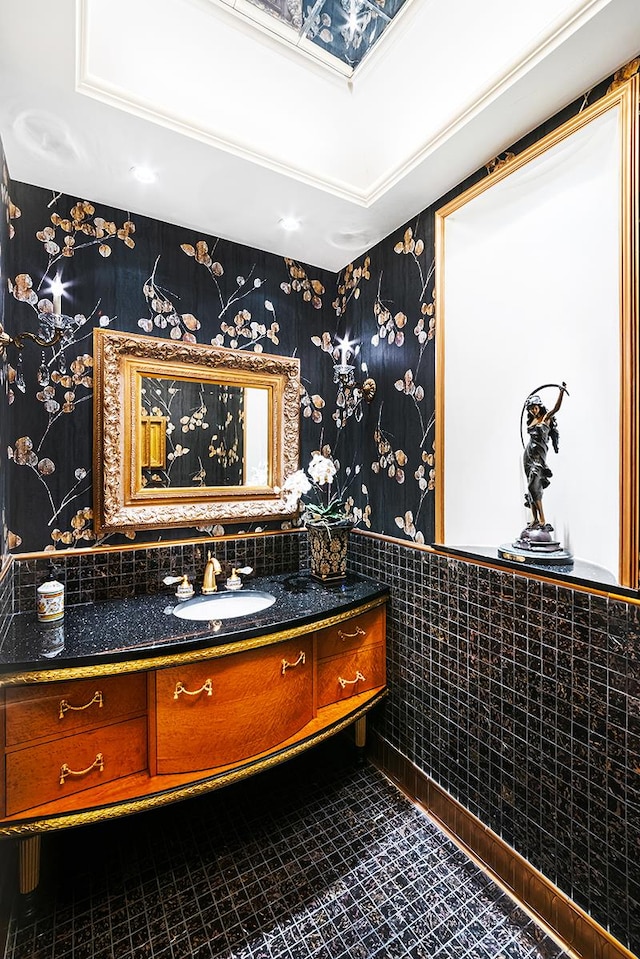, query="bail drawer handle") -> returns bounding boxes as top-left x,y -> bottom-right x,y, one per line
59,752 -> 104,785
173,679 -> 213,699
337,626 -> 365,641
338,671 -> 366,689
281,651 -> 306,675
59,690 -> 103,720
